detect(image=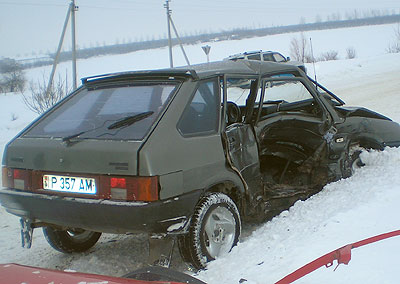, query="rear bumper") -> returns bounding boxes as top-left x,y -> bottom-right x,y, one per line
0,188 -> 202,234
